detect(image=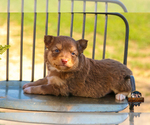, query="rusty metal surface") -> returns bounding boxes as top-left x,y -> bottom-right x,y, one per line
0,80 -> 128,112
